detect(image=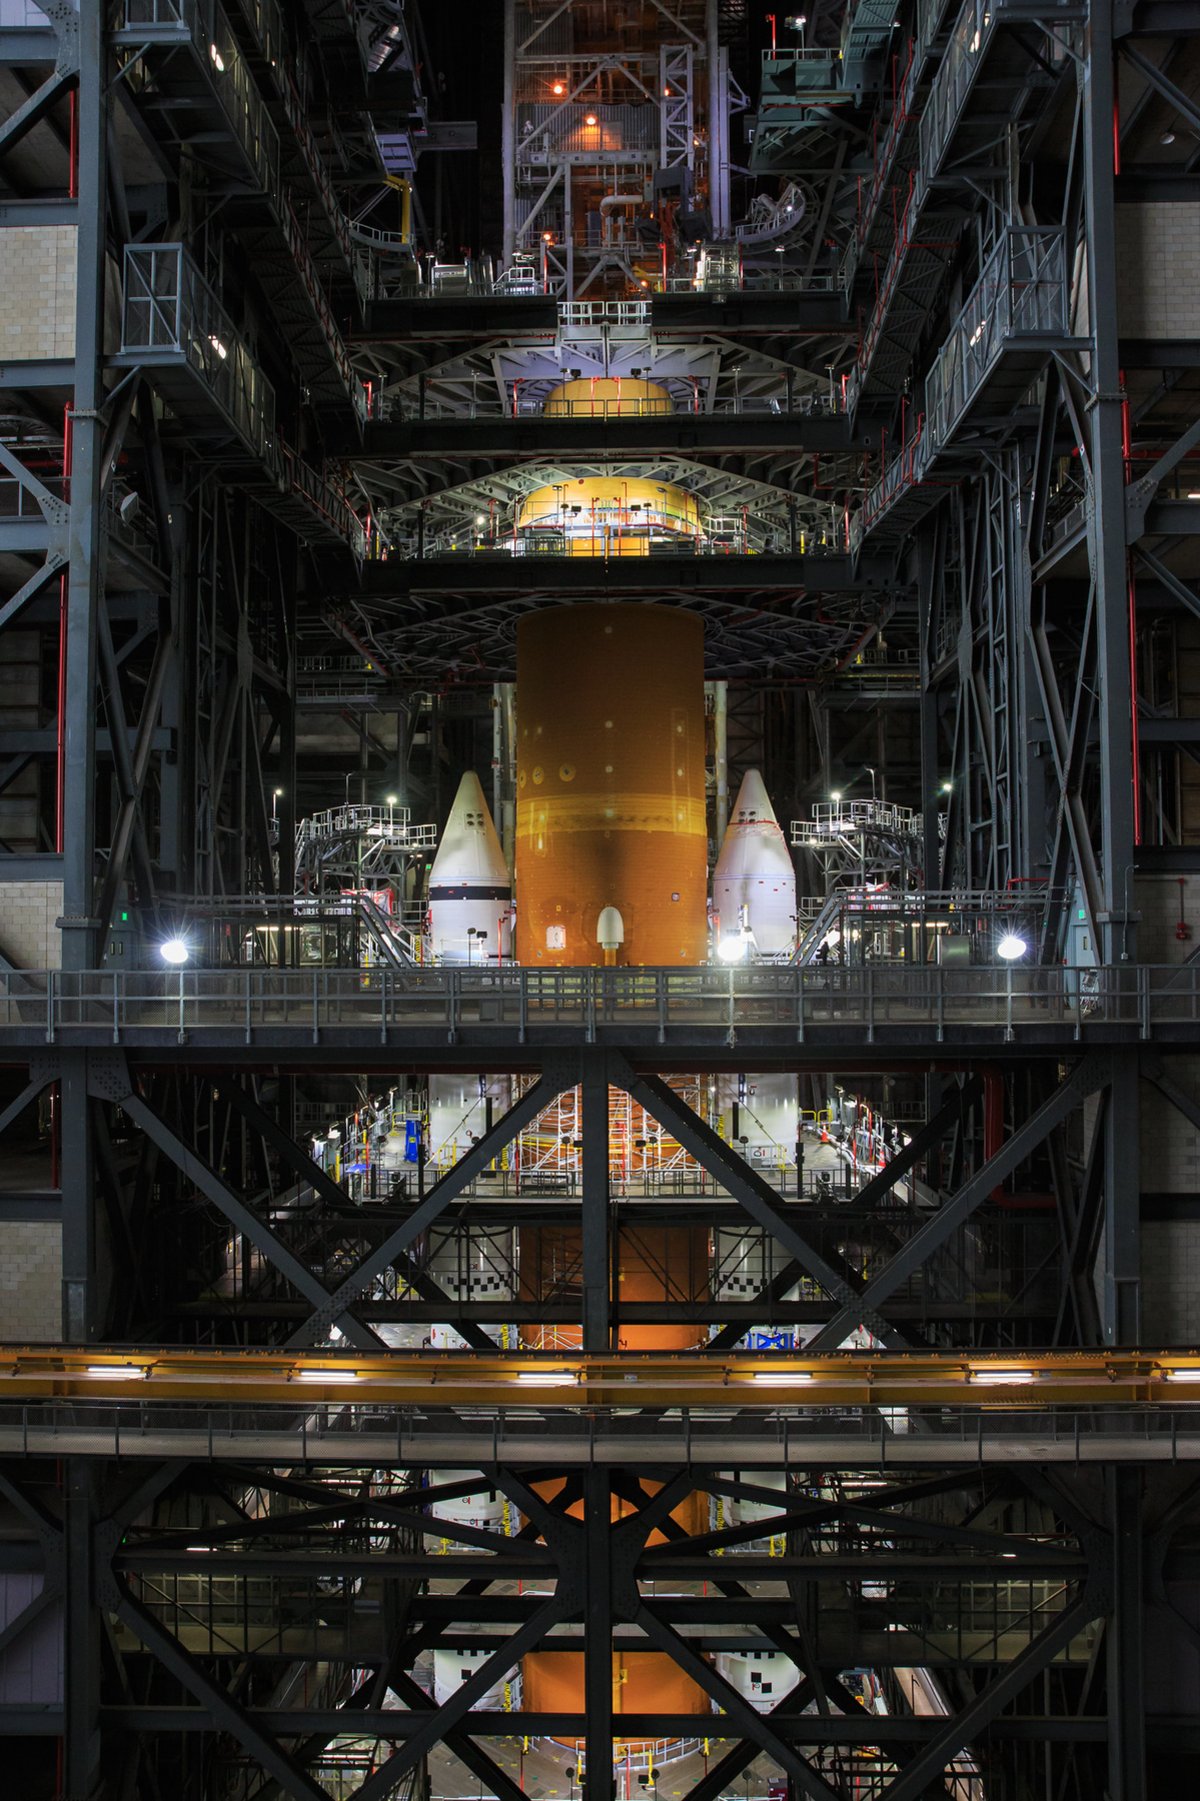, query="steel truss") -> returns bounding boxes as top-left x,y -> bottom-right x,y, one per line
2,4 -> 1199,1797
